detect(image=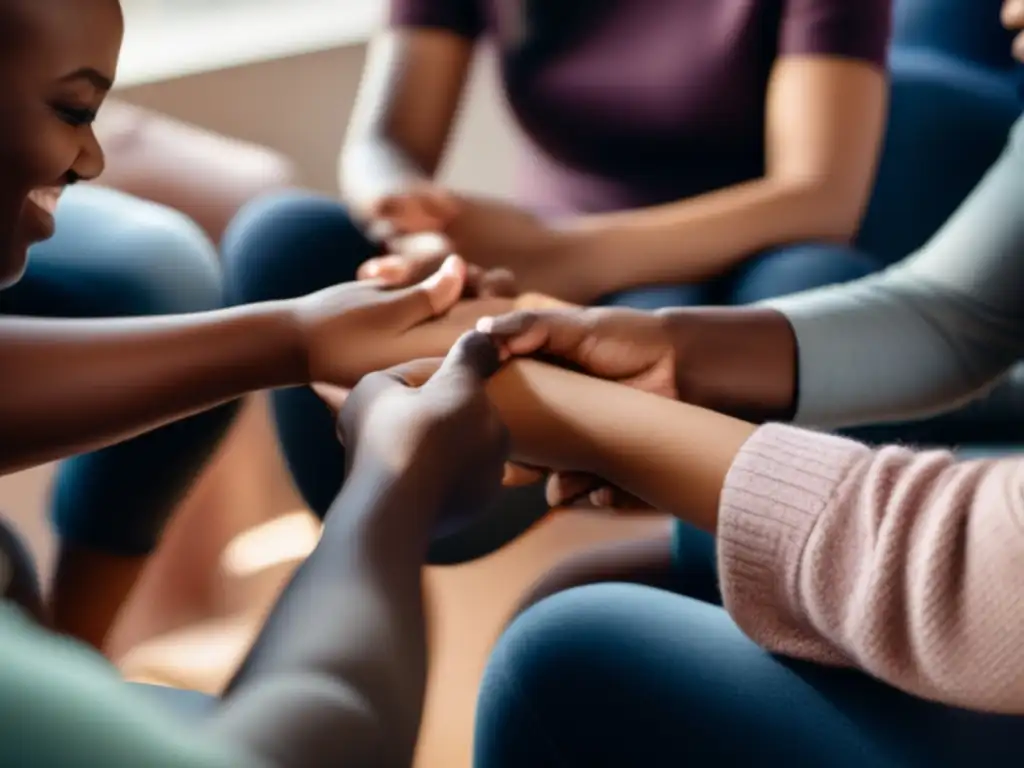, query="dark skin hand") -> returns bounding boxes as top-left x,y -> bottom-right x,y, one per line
214,332 -> 509,768
0,1 -> 515,477
479,304 -> 799,508
0,256 -> 515,475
